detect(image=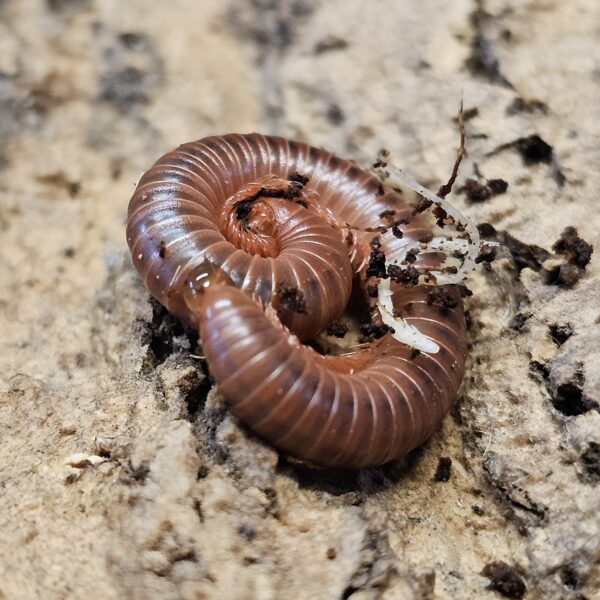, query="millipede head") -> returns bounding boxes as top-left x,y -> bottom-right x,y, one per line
183,262 -> 235,316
